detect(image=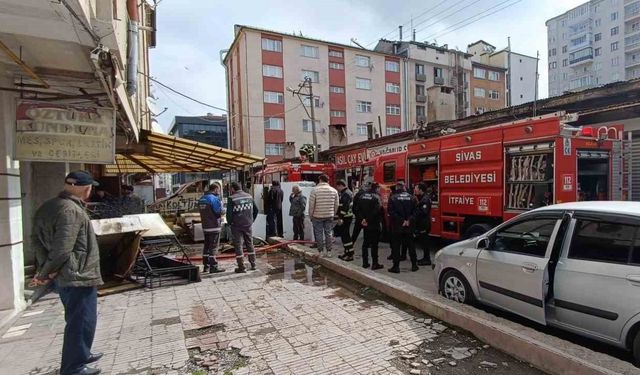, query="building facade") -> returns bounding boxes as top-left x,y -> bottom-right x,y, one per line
467,40 -> 538,108
546,0 -> 640,96
469,61 -> 507,114
224,25 -> 405,163
168,115 -> 229,186
0,0 -> 155,313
